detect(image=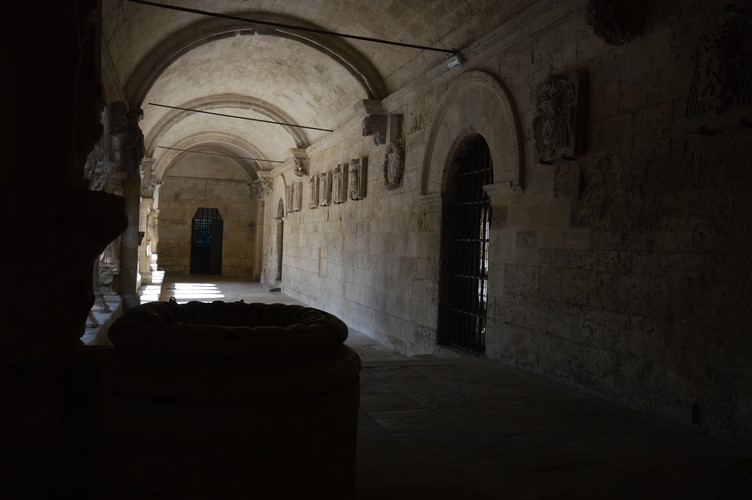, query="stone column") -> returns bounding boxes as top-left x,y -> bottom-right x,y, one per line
137,158 -> 156,285
117,110 -> 145,310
